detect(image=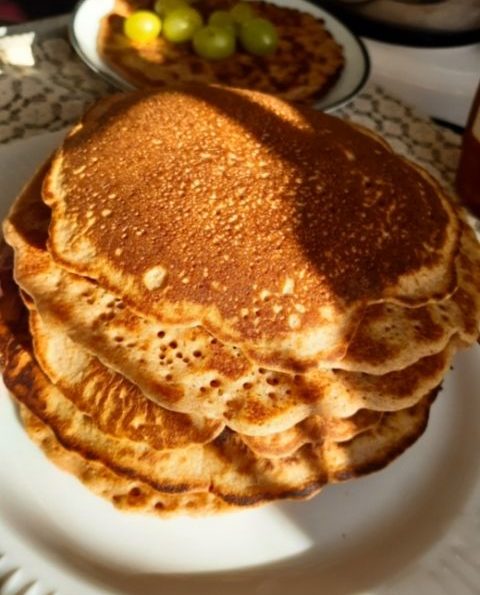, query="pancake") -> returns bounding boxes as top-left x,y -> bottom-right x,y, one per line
98,0 -> 344,104
342,223 -> 480,373
242,410 -> 383,458
43,86 -> 461,373
29,304 -> 225,450
3,326 -> 437,505
29,306 -> 382,458
0,275 -> 437,507
19,407 -> 237,517
5,168 -> 460,435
